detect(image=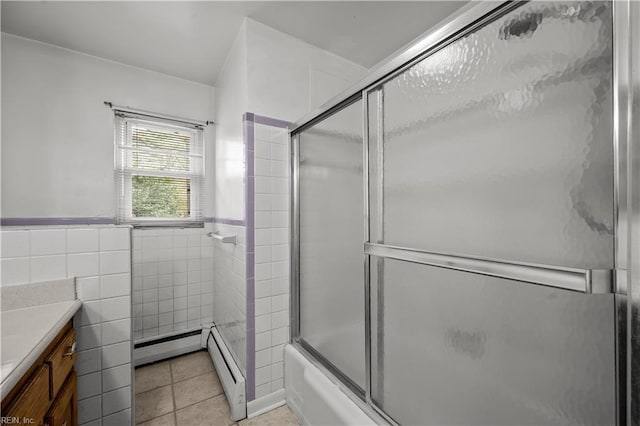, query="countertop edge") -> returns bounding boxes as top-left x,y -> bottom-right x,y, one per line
1,300 -> 83,401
